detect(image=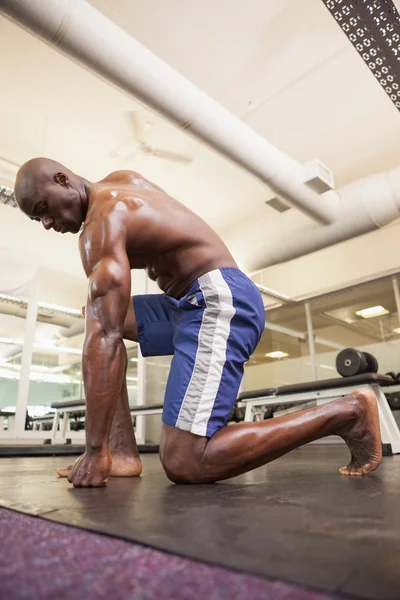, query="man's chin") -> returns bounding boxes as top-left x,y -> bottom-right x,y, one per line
65,223 -> 82,234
